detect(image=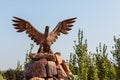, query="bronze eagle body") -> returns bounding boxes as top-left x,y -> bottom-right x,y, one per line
12,16 -> 76,53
